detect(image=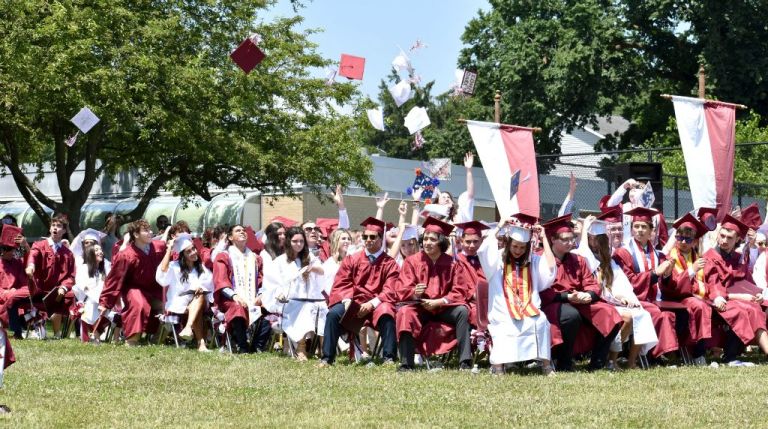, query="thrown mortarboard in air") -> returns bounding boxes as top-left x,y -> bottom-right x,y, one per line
672,213 -> 707,239
360,217 -> 385,234
401,224 -> 419,241
422,216 -> 454,236
420,204 -> 449,219
403,106 -> 430,134
459,70 -> 478,95
0,225 -> 21,248
721,214 -> 749,240
71,107 -> 100,134
389,80 -> 412,107
367,107 -> 385,131
739,202 -> 762,230
338,54 -> 365,80
391,50 -> 412,74
696,207 -> 718,231
230,34 -> 266,74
